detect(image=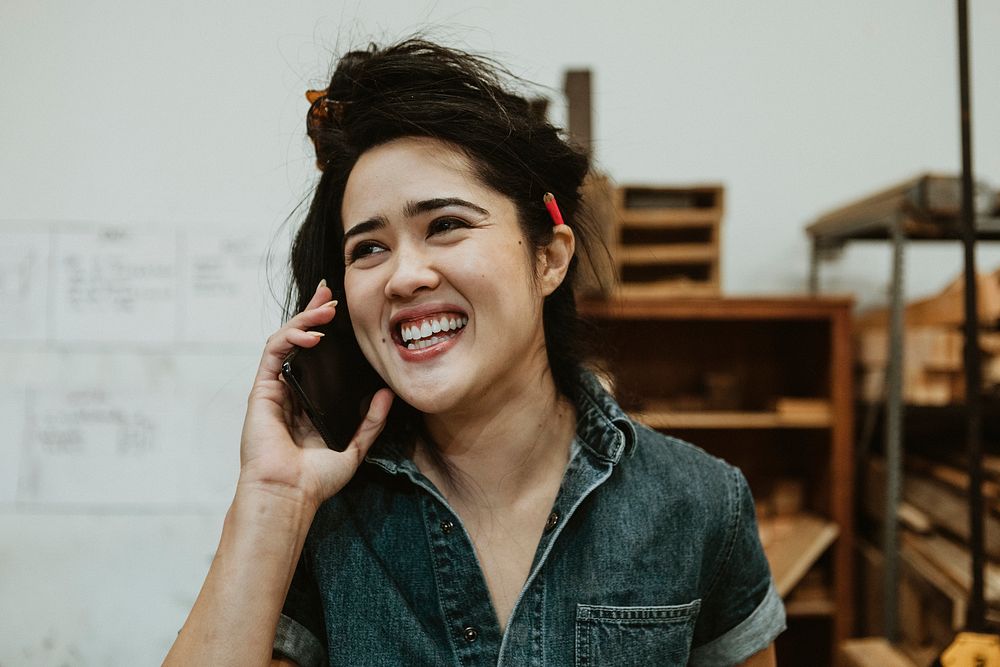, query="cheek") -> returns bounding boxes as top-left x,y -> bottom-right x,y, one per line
343,271 -> 383,334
